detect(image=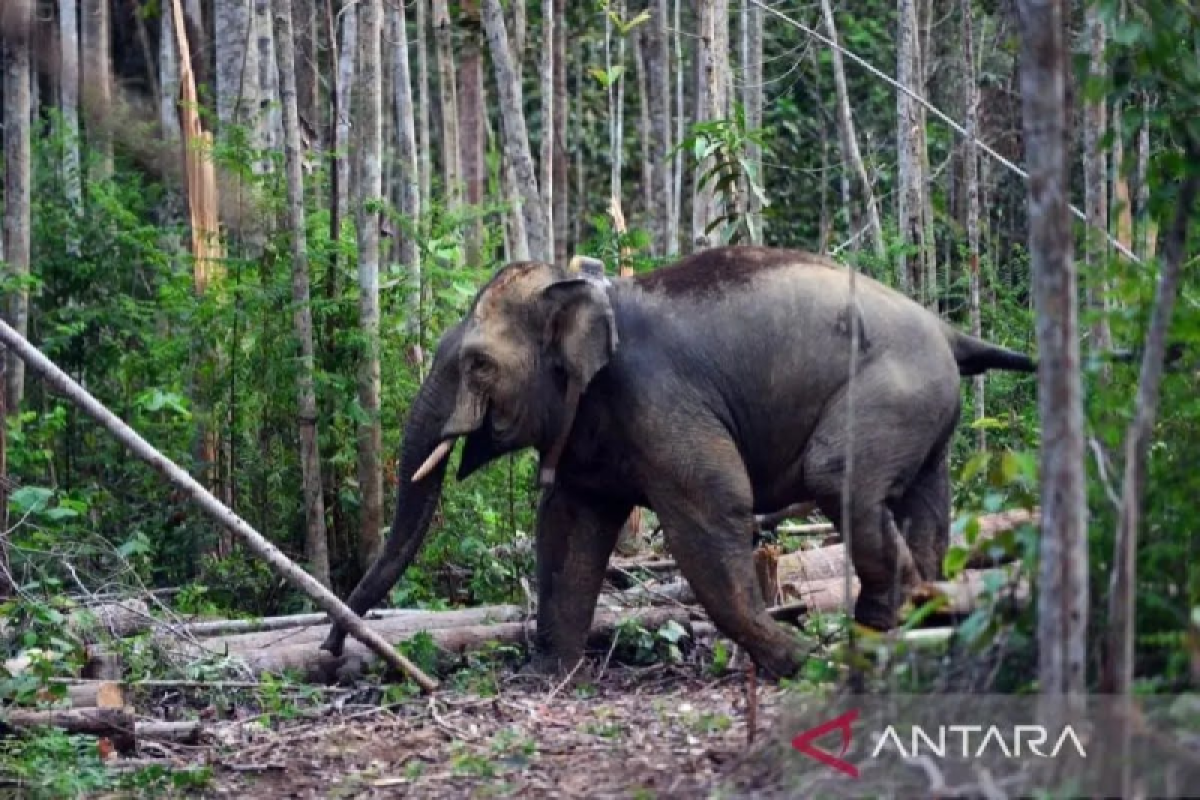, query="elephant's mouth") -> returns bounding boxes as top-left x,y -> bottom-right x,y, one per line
411,404 -> 516,484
